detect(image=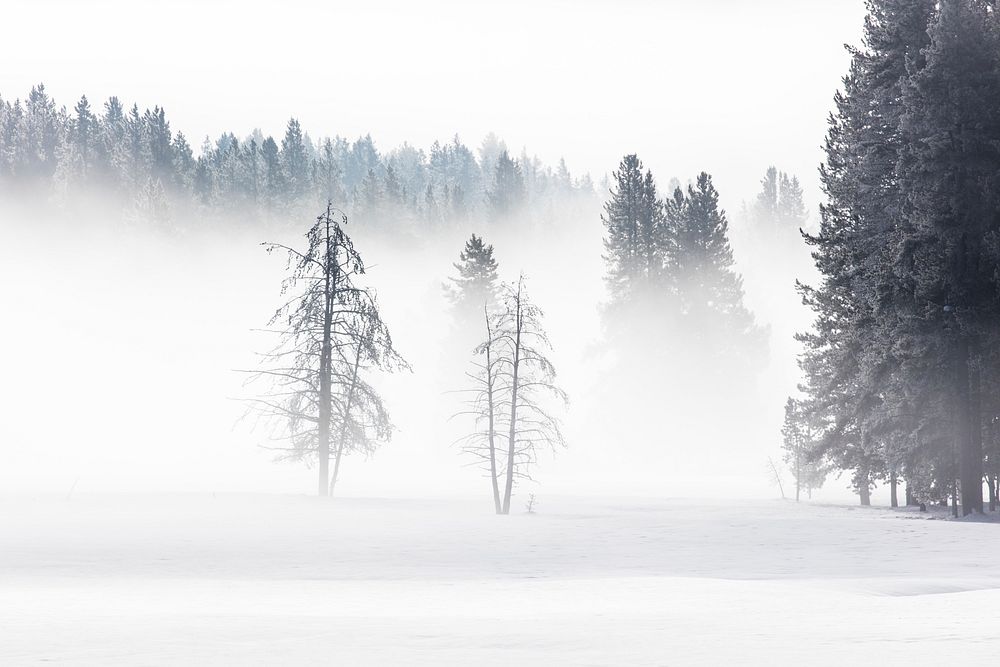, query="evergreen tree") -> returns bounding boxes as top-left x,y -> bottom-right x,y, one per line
23,84 -> 62,180
69,95 -> 99,178
895,0 -> 1000,514
601,154 -> 663,303
0,84 -> 593,231
446,234 -> 501,316
781,398 -> 828,501
798,0 -> 938,506
487,150 -> 525,221
280,118 -> 309,201
670,173 -> 758,343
